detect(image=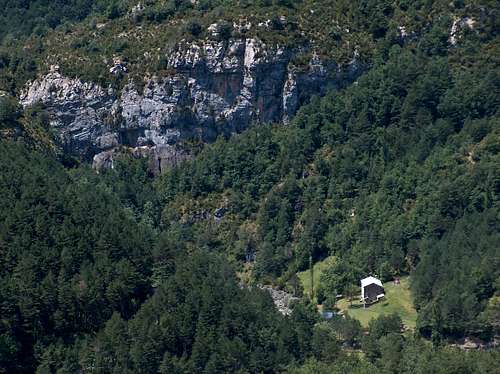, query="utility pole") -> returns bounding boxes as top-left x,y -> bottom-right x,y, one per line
309,253 -> 314,302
